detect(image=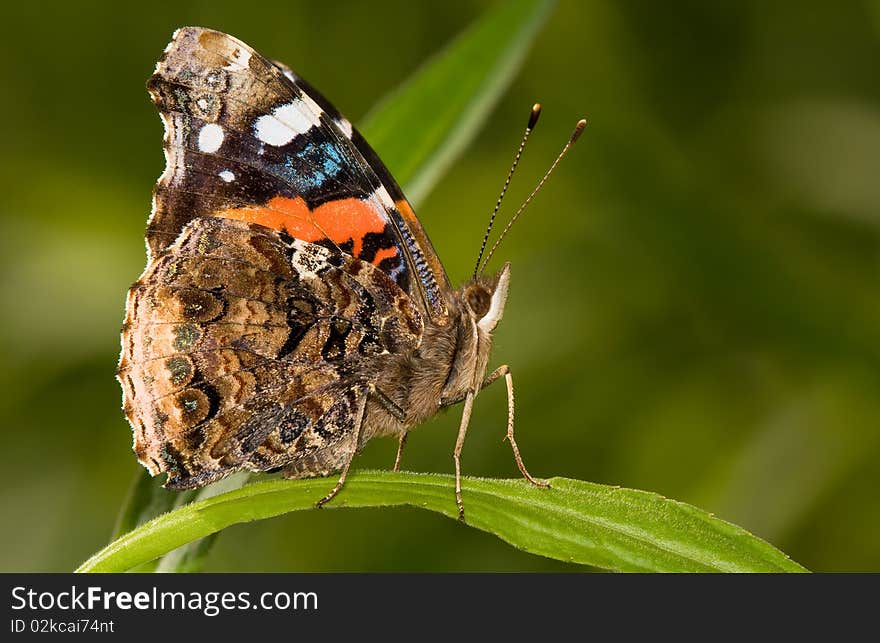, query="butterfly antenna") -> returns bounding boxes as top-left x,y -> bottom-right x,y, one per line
472,103 -> 542,280
479,118 -> 587,275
